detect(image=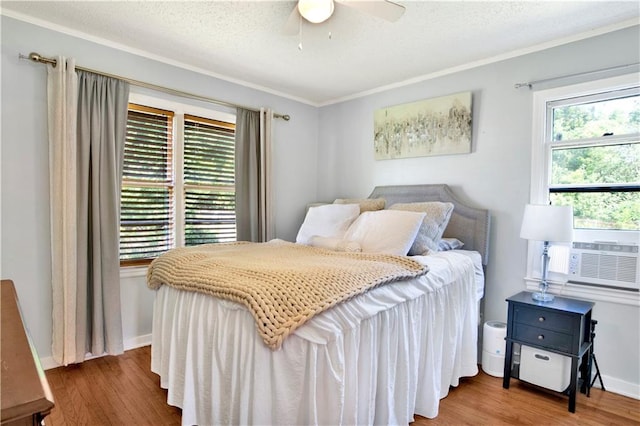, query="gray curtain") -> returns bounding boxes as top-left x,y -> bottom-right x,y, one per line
76,71 -> 129,359
235,109 -> 262,242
